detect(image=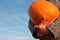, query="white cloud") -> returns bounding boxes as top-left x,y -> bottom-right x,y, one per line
0,0 -> 36,39
5,0 -> 22,4
0,13 -> 29,34
15,0 -> 22,5
0,34 -> 37,40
